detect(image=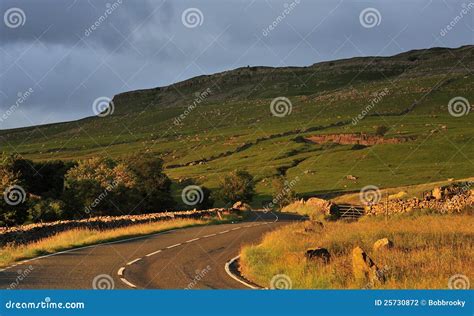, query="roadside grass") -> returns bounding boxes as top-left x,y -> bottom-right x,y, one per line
239,213 -> 474,289
0,214 -> 241,268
